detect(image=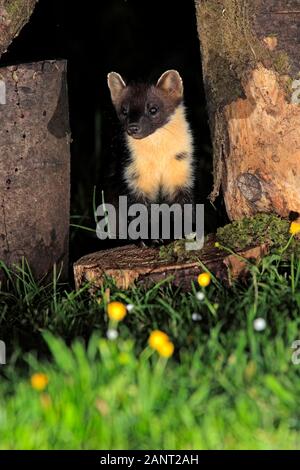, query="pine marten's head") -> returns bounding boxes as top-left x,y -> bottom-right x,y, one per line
107,70 -> 184,140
